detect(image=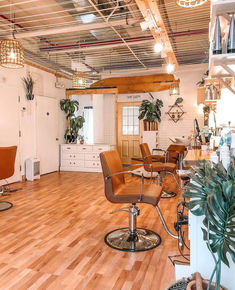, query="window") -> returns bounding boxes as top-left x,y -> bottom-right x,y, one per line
122,106 -> 139,136
83,107 -> 94,144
